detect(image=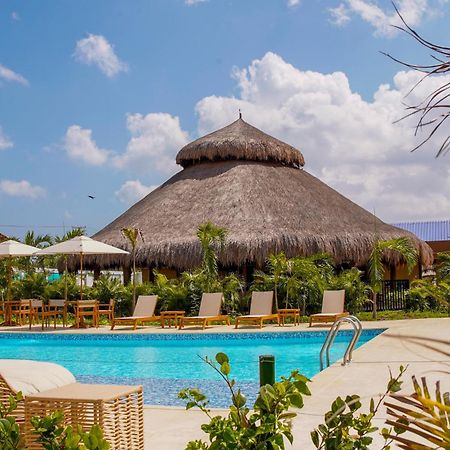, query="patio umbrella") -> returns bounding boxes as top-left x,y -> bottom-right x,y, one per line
0,240 -> 40,301
36,236 -> 129,299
